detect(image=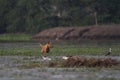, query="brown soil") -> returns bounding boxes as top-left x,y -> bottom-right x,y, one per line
49,56 -> 120,68
32,24 -> 120,40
